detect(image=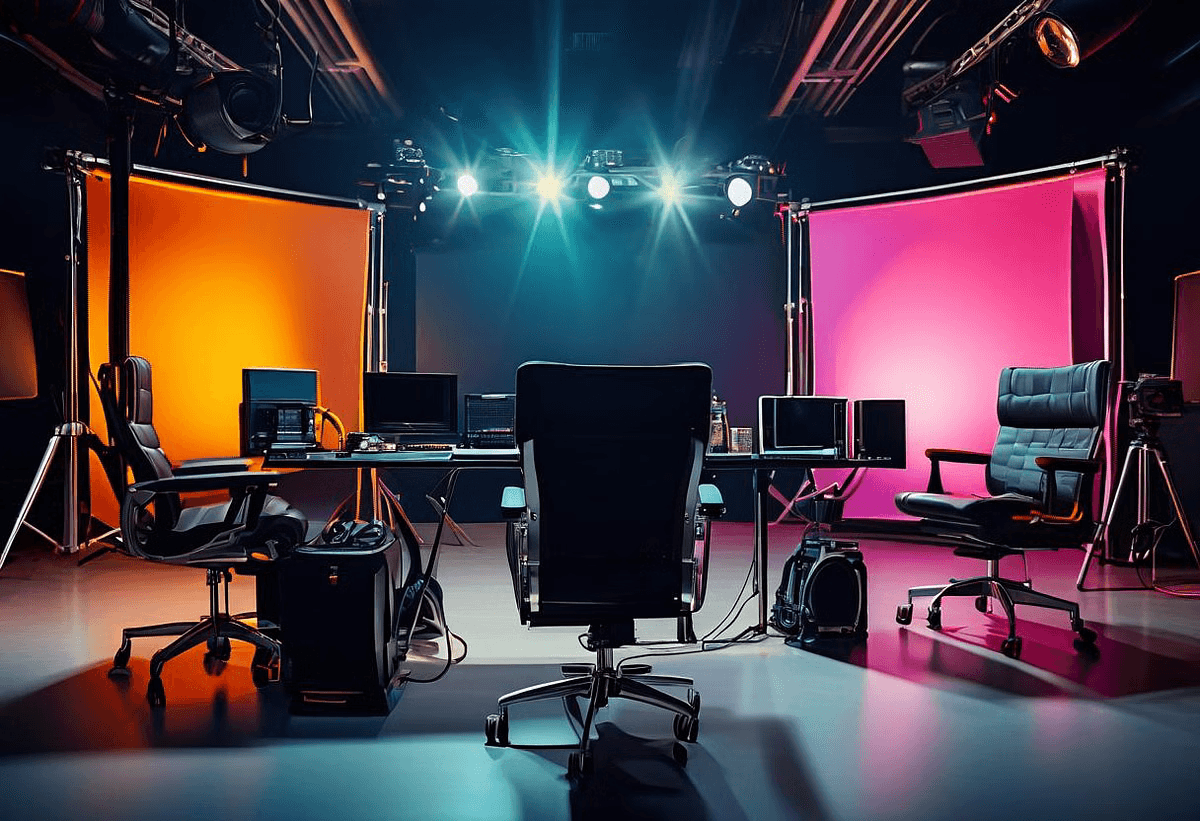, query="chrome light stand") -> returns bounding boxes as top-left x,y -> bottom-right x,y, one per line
1,153 -> 101,571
